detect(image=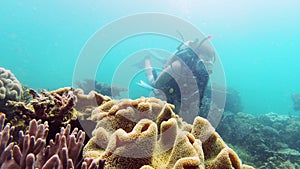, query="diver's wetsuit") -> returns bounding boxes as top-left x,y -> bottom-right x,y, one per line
153,46 -> 210,113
